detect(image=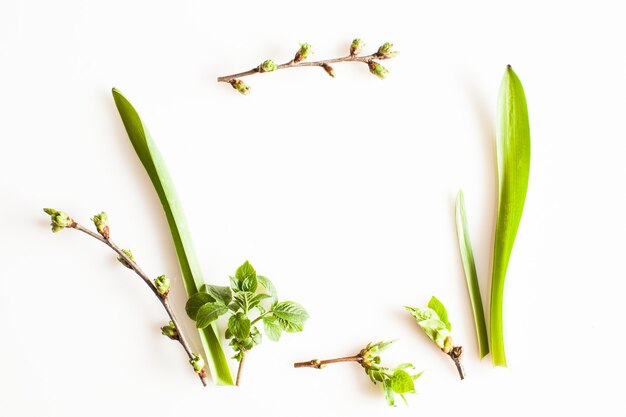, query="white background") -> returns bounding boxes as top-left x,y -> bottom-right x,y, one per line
1,0 -> 624,415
